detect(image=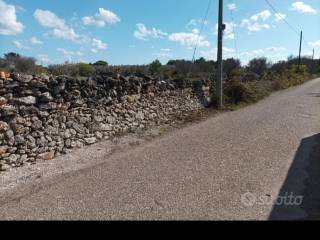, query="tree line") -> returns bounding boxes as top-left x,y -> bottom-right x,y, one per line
1,52 -> 319,80
1,51 -> 319,106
